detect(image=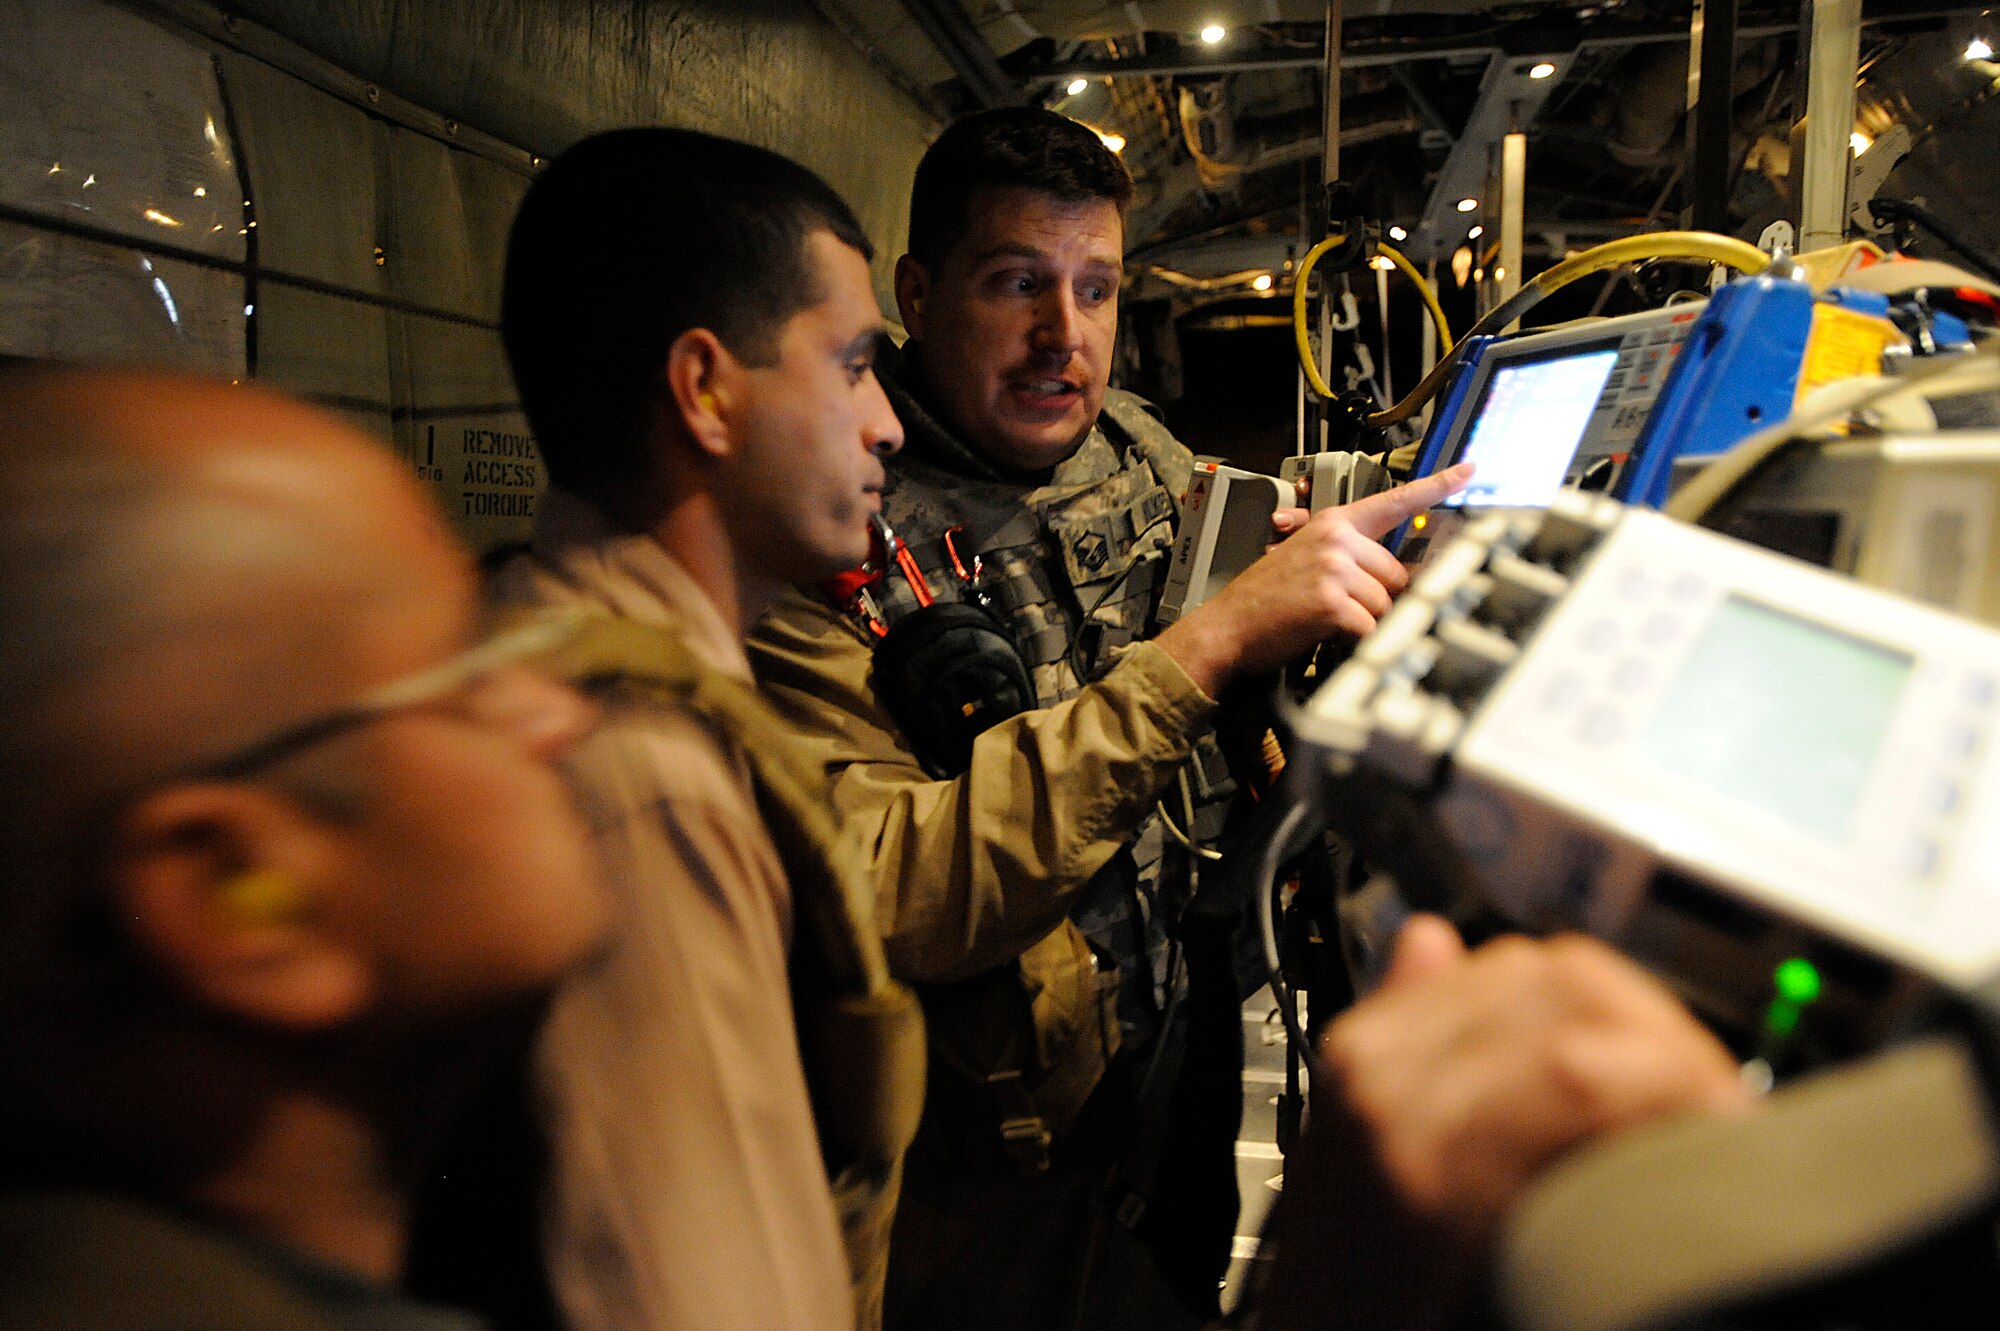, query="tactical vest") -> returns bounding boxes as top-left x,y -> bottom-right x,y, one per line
841,383 -> 1237,1171
867,391 -> 1192,706
544,612 -> 927,1328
